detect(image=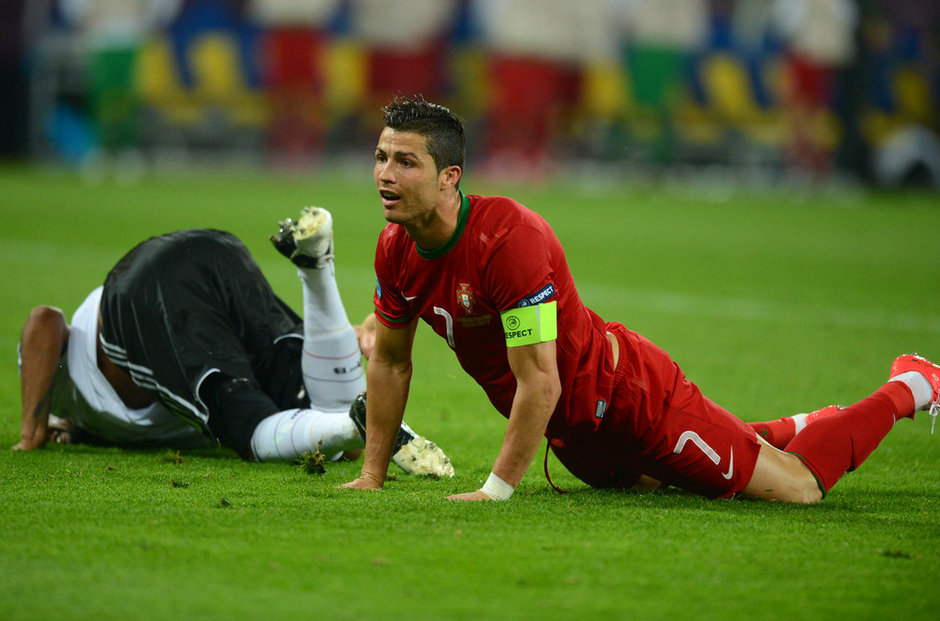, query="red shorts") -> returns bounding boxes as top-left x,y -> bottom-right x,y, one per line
551,323 -> 762,499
